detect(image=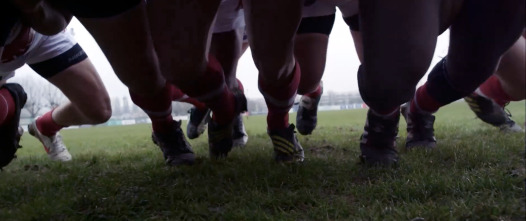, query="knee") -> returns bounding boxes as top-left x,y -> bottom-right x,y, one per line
257,59 -> 296,87
169,56 -> 211,89
358,65 -> 421,110
253,47 -> 296,86
119,53 -> 165,97
360,84 -> 414,110
84,99 -> 112,124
